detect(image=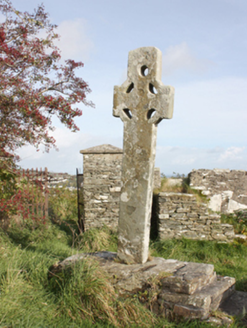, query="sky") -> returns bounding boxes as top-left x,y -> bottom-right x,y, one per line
5,0 -> 247,175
